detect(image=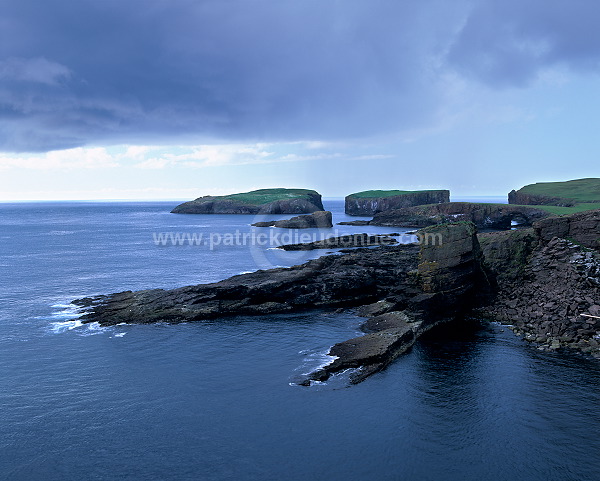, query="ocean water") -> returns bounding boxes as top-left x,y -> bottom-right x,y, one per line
1,200 -> 599,481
